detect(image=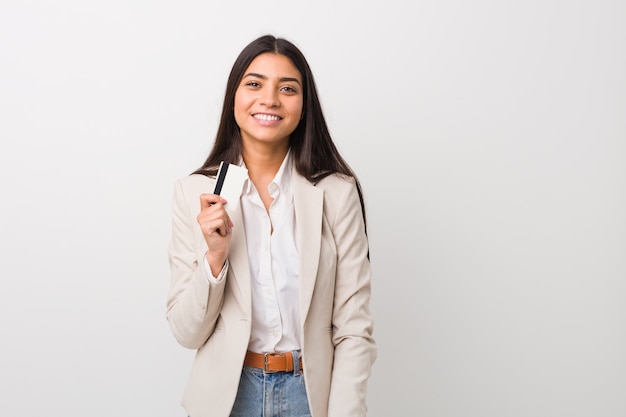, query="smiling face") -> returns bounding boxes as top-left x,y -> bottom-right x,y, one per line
234,52 -> 304,151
